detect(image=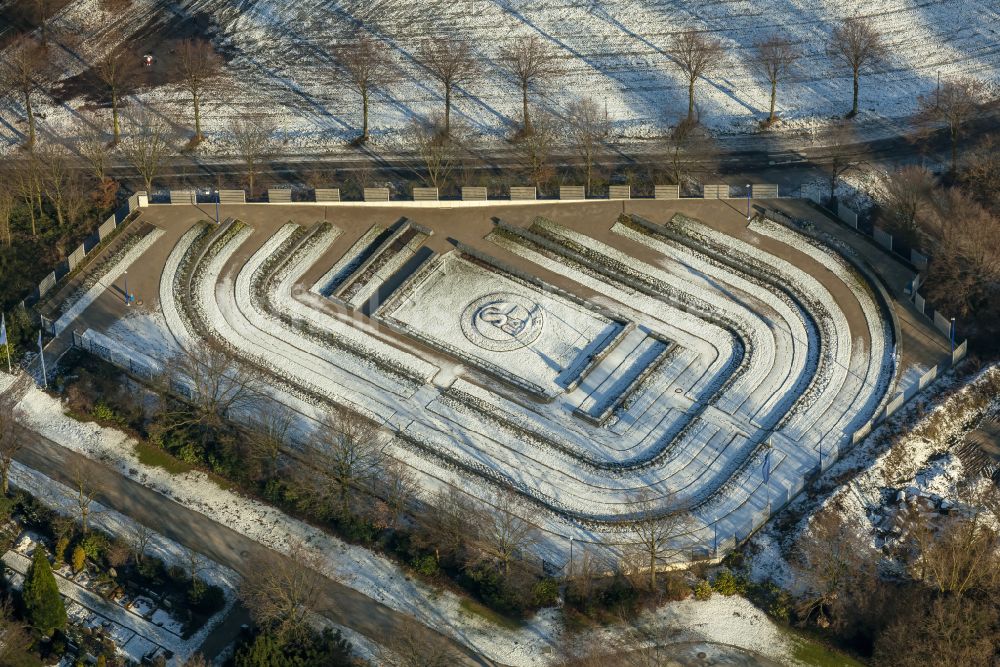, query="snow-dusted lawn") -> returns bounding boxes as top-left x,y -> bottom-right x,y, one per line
380,251 -> 624,397
3,0 -> 999,153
